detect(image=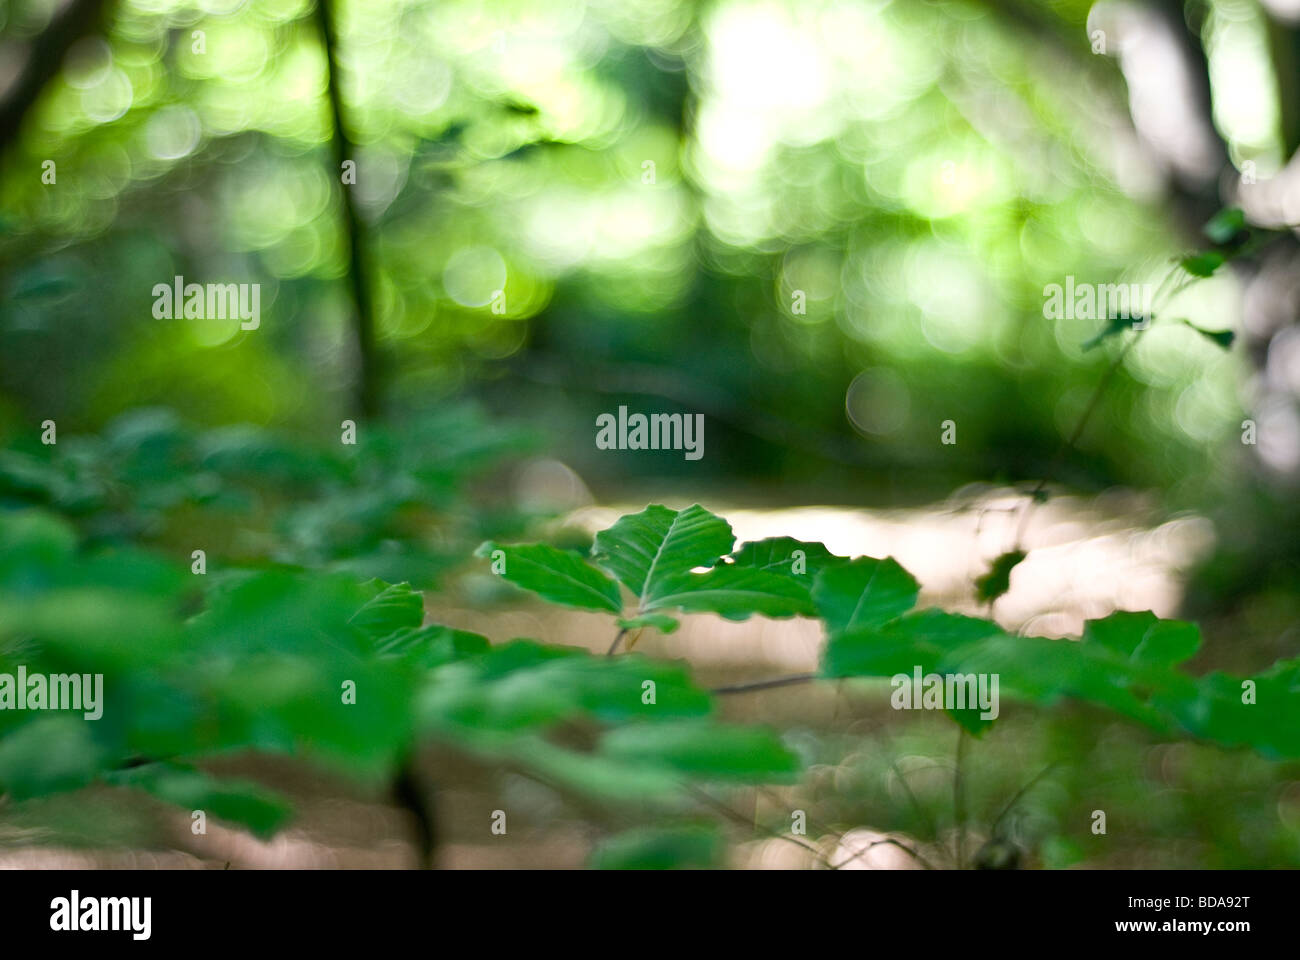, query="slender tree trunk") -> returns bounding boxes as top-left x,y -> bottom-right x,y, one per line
0,0 -> 114,156
393,756 -> 438,869
315,0 -> 380,418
